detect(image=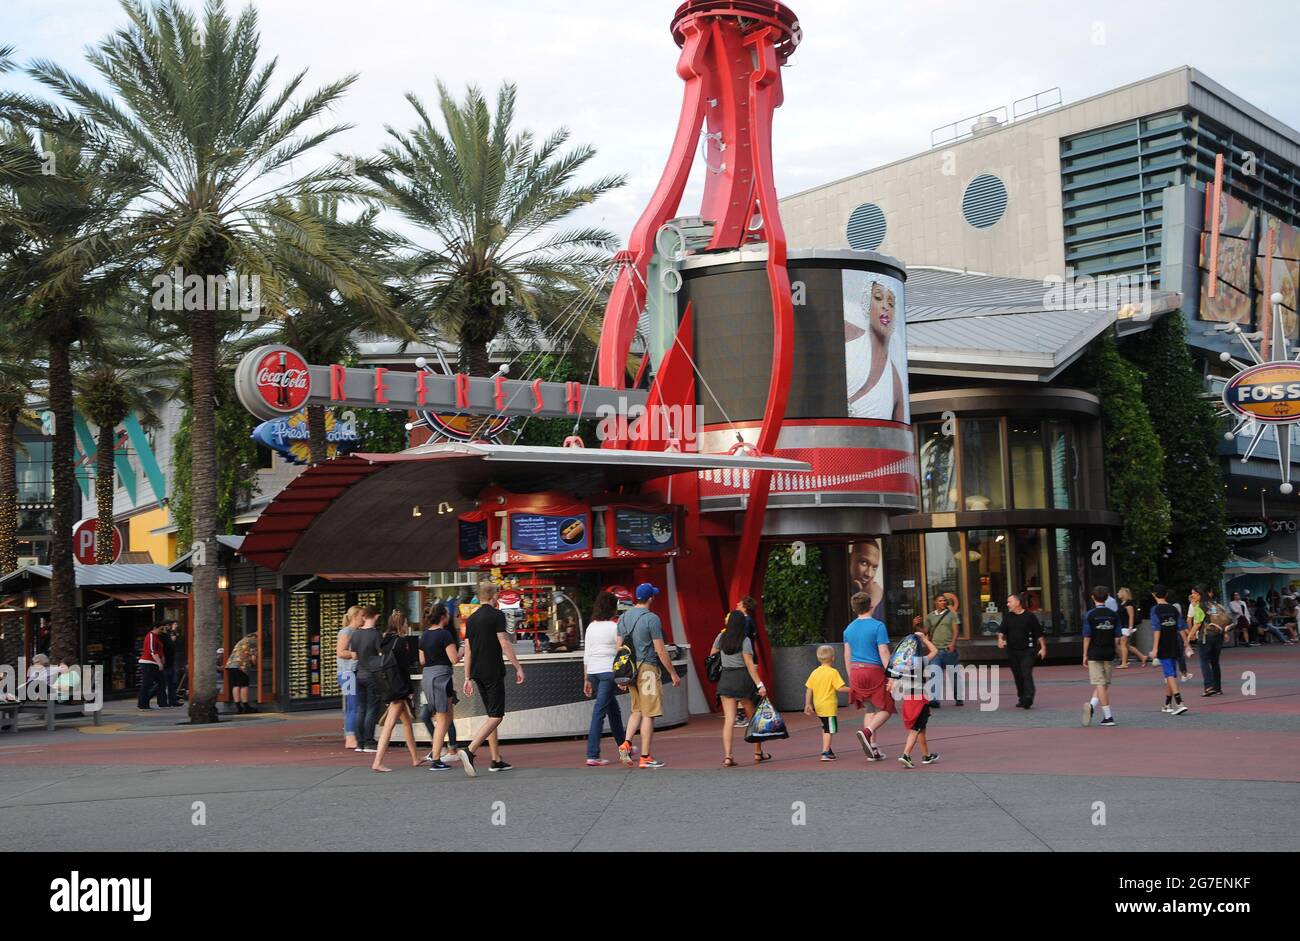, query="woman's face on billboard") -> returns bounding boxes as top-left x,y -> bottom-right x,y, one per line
868,282 -> 895,344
